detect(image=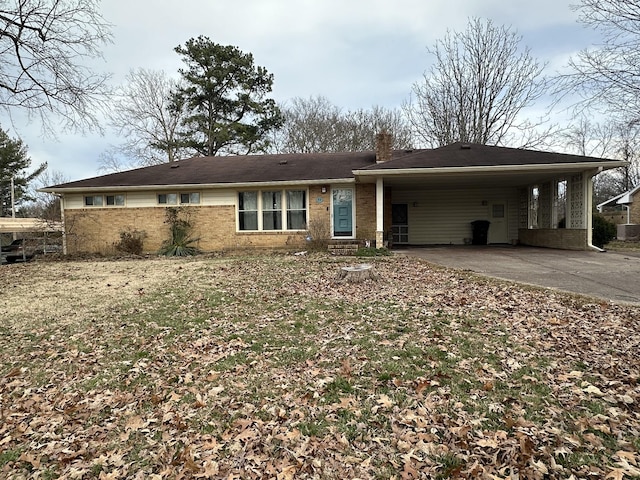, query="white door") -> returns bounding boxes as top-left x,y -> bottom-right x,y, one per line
488,202 -> 508,244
